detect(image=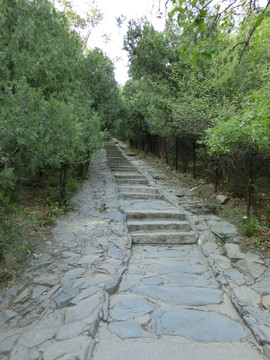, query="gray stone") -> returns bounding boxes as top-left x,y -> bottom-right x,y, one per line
111,298 -> 156,321
73,278 -> 85,289
54,286 -> 79,308
159,264 -> 208,275
109,321 -> 156,339
182,203 -> 216,214
152,308 -> 248,341
102,292 -> 110,322
14,288 -> 31,303
232,286 -> 261,305
104,274 -> 122,295
42,335 -> 90,360
216,195 -> 229,204
85,339 -> 97,360
234,259 -> 266,280
107,213 -> 123,222
25,262 -> 53,273
18,311 -> 64,348
32,285 -> 48,299
201,242 -> 220,256
208,220 -> 238,240
198,230 -> 217,244
0,334 -> 21,354
142,276 -> 164,285
81,276 -> 105,289
33,275 -> 59,286
128,269 -> 146,275
61,268 -> 86,283
78,255 -> 98,265
262,295 -> 270,311
71,287 -> 99,305
243,306 -> 270,327
252,277 -> 270,295
65,293 -> 103,323
243,316 -> 268,345
175,191 -> 184,197
119,276 -> 141,292
133,285 -> 223,306
223,269 -> 246,285
108,246 -> 124,259
56,321 -> 86,340
224,244 -> 245,262
145,249 -> 189,258
0,310 -> 17,326
264,344 -> 270,358
167,272 -> 218,288
89,315 -> 101,338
